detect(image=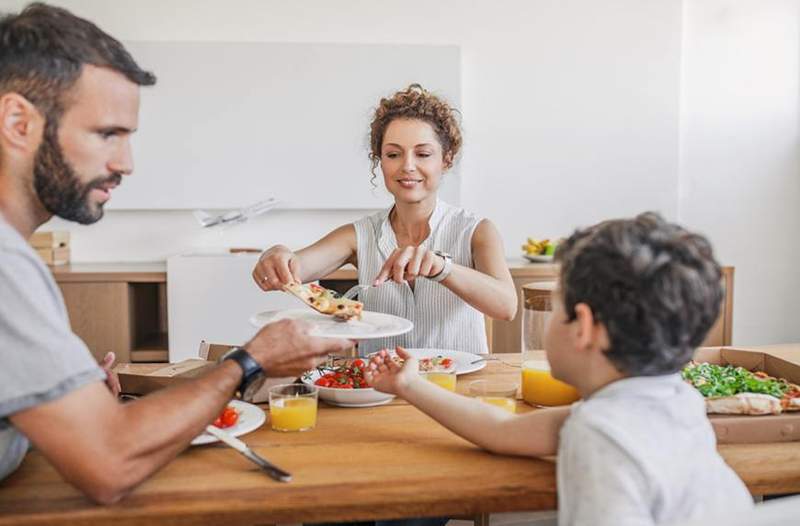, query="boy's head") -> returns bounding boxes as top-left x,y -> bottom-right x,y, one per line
545,212 -> 722,384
